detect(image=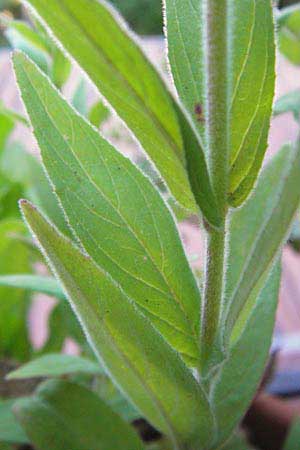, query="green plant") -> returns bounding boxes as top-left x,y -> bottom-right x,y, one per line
110,0 -> 162,35
1,0 -> 300,449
